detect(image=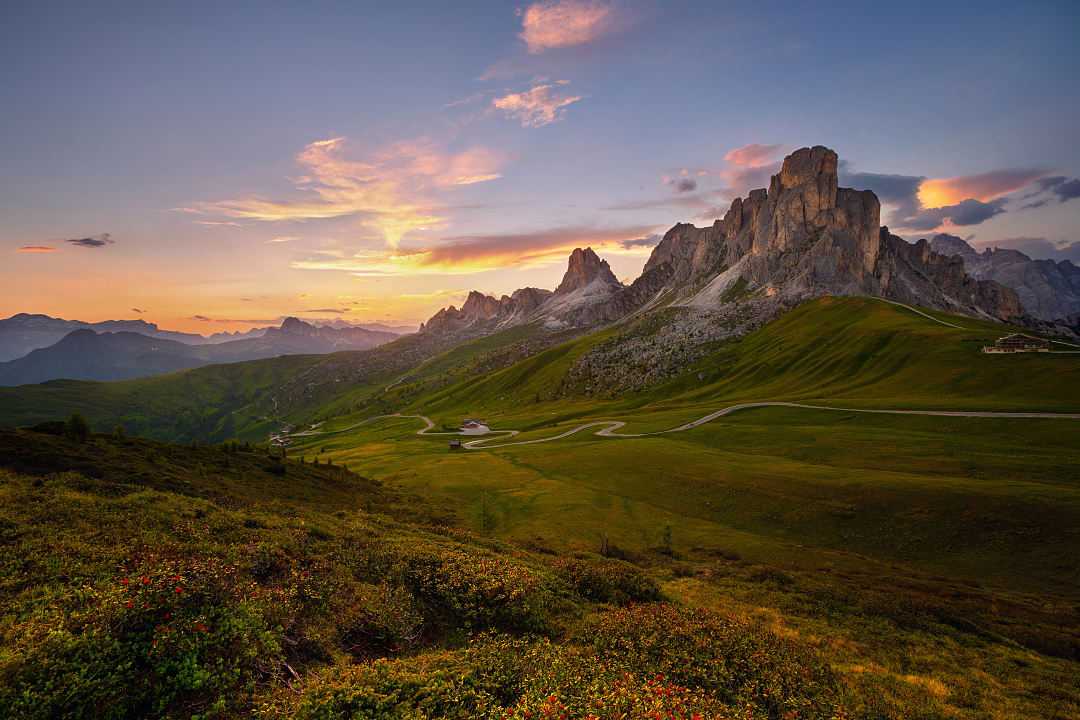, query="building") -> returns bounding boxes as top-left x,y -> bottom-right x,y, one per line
982,333 -> 1051,353
449,439 -> 462,451
461,418 -> 491,435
